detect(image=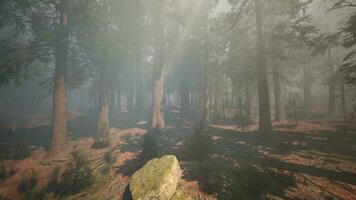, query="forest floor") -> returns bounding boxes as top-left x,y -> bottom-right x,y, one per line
0,110 -> 355,199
